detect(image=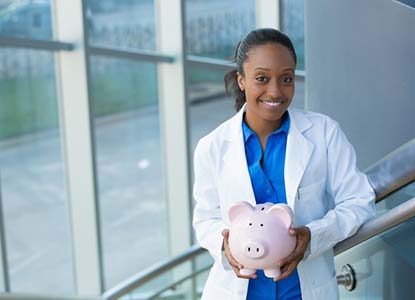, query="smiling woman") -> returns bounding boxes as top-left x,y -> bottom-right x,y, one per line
192,28 -> 375,300
236,43 -> 295,145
